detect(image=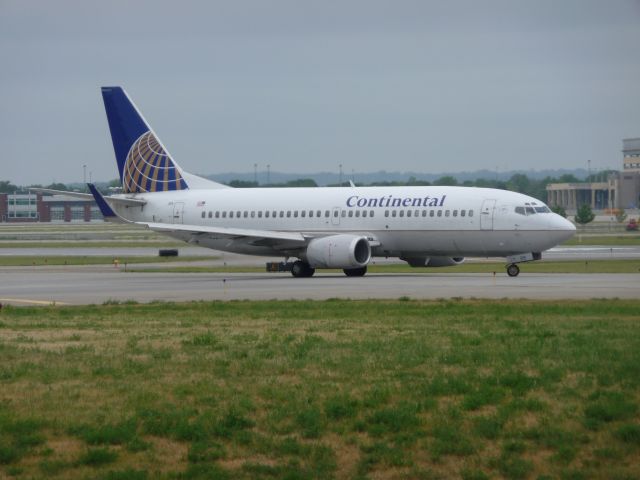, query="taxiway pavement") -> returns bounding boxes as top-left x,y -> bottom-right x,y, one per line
0,269 -> 638,305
